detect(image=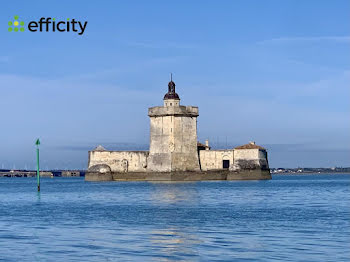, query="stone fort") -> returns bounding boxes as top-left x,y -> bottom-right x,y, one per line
86,78 -> 270,181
